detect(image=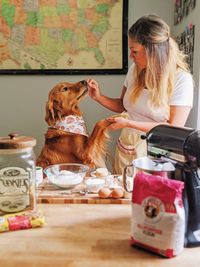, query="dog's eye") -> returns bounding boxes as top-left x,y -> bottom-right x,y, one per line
62,87 -> 69,92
